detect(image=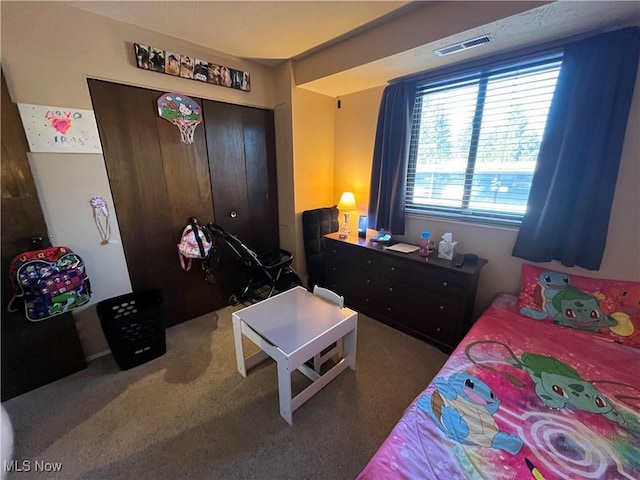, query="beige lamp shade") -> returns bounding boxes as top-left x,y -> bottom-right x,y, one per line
337,192 -> 357,212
